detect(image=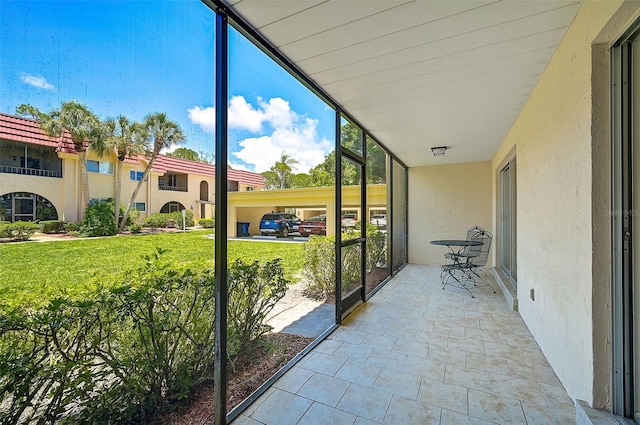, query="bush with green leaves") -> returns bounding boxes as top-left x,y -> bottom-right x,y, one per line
197,218 -> 214,228
142,211 -> 194,230
0,221 -> 39,241
79,200 -> 116,237
40,220 -> 66,234
0,249 -> 289,423
227,258 -> 288,356
303,226 -> 387,299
